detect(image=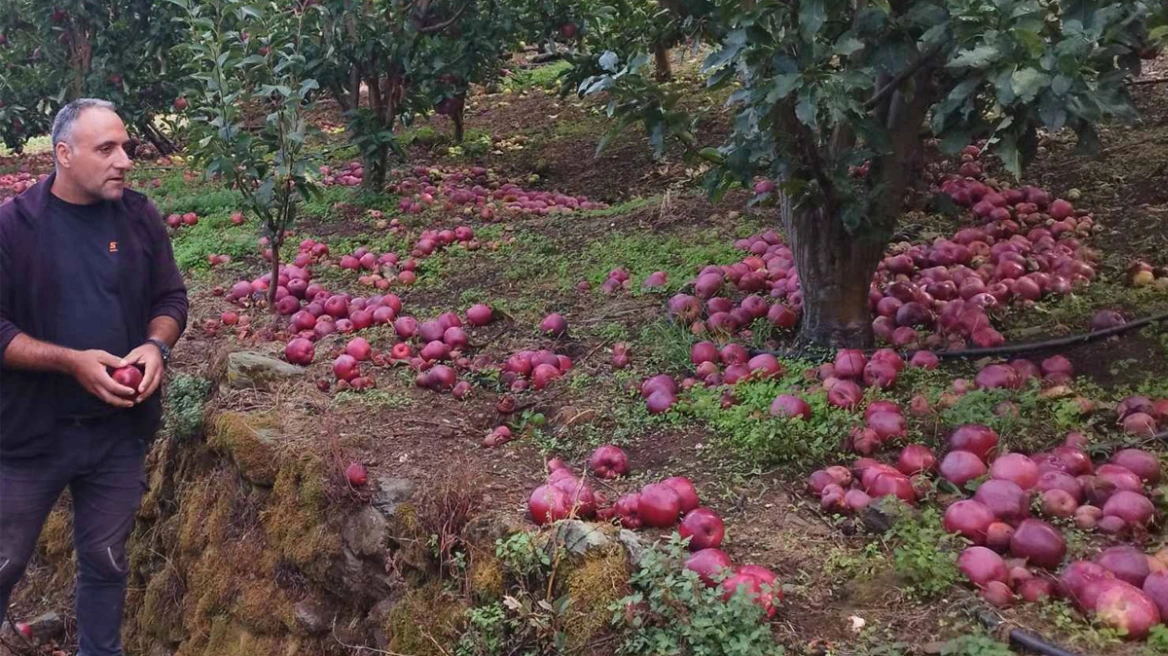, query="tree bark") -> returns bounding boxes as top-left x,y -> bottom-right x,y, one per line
653,42 -> 672,81
785,206 -> 885,348
138,120 -> 176,156
452,93 -> 465,143
267,242 -> 281,311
